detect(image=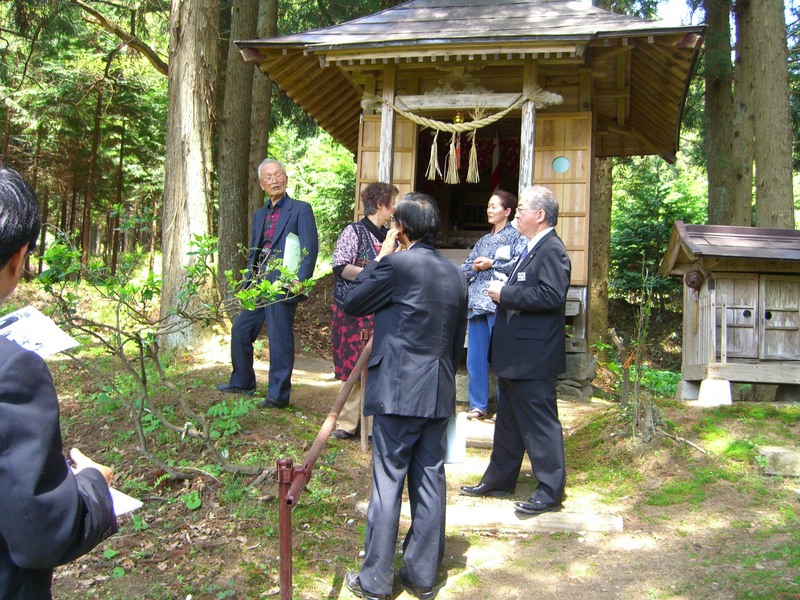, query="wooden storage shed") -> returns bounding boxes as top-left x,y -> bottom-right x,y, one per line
660,221 -> 800,403
237,0 -> 703,390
